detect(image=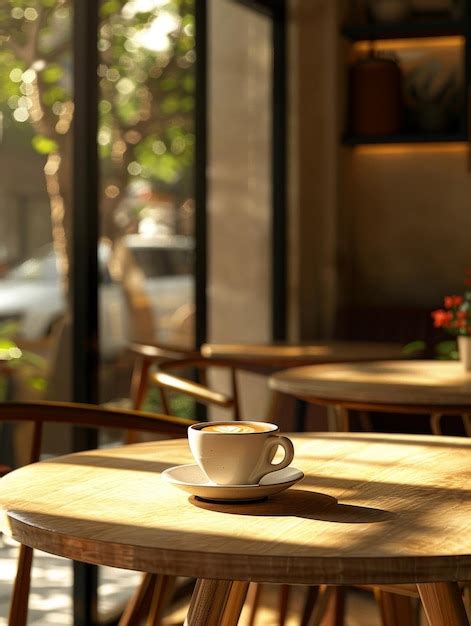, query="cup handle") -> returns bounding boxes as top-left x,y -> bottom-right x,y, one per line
254,435 -> 294,482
